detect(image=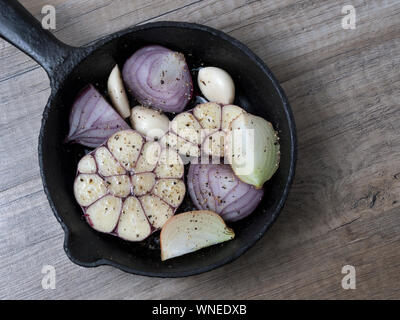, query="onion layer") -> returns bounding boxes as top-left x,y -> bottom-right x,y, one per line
122,45 -> 193,113
187,163 -> 264,222
66,84 -> 130,148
